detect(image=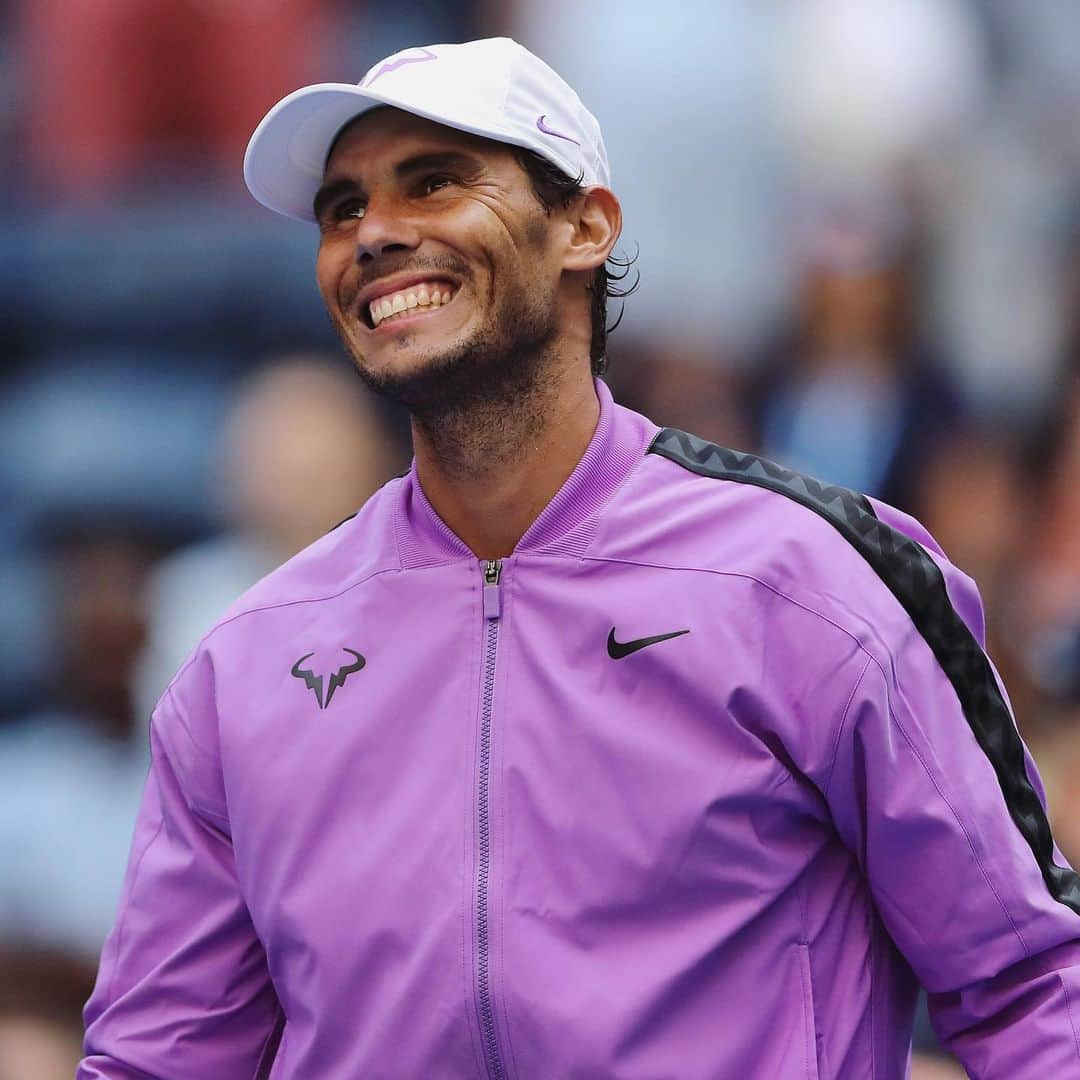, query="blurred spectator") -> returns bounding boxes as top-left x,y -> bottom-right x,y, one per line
0,357 -> 231,717
607,342 -> 752,452
1014,376 -> 1080,705
1043,680 -> 1080,871
135,354 -> 405,712
746,187 -> 963,511
1013,203 -> 1080,699
0,520 -> 159,957
0,945 -> 97,1080
910,1045 -> 967,1080
13,0 -> 341,202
